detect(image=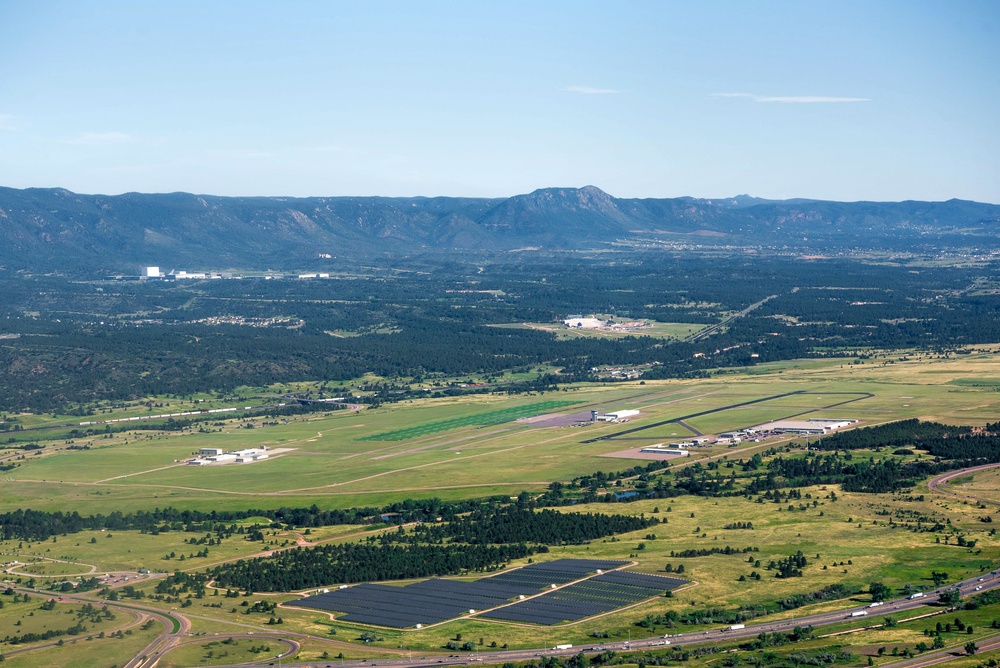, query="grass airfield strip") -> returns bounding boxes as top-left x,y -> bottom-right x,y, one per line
5,352 -> 1000,514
